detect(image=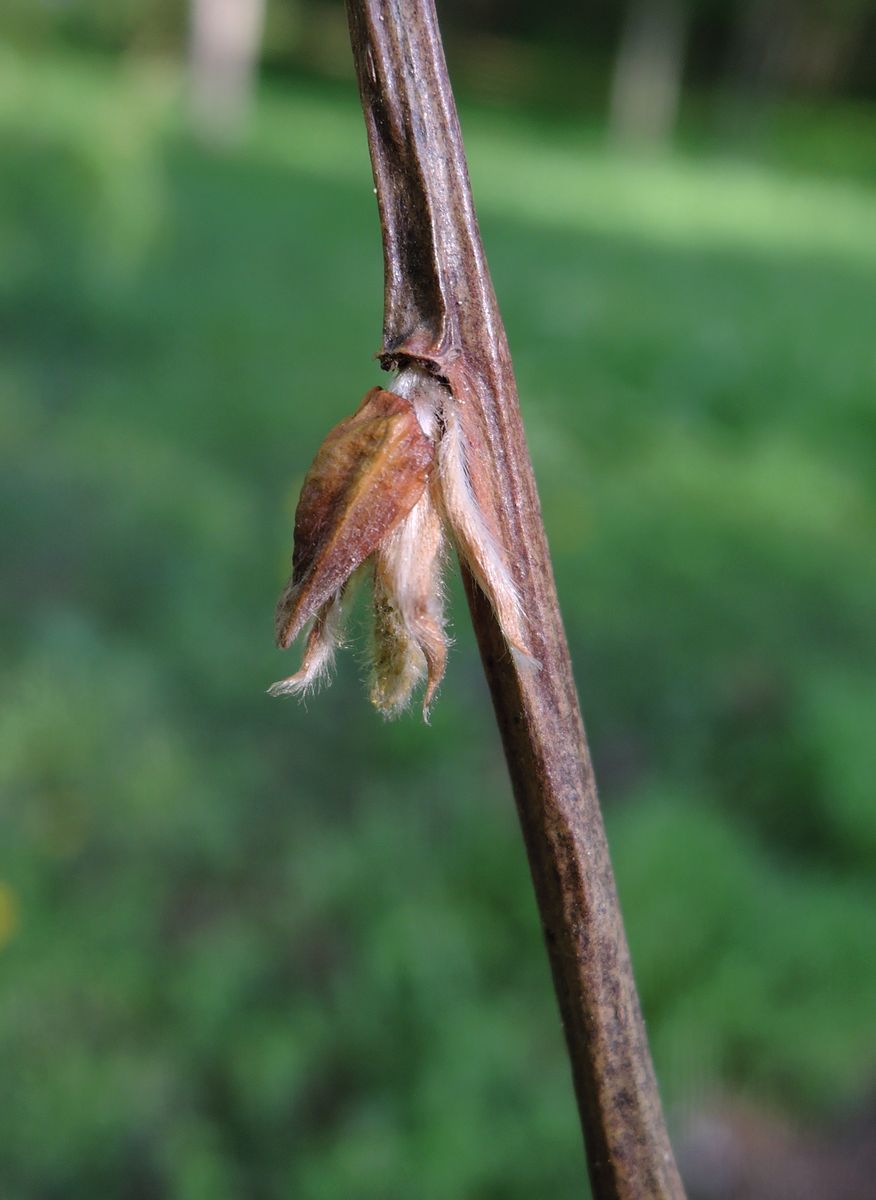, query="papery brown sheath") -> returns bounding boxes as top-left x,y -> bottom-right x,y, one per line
274,386 -> 434,650
270,385 -> 441,710
340,1 -> 687,1197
